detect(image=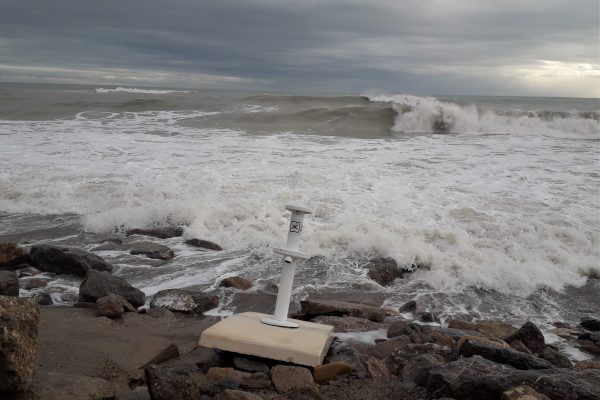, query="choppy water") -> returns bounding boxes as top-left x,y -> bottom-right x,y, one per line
0,83 -> 598,328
